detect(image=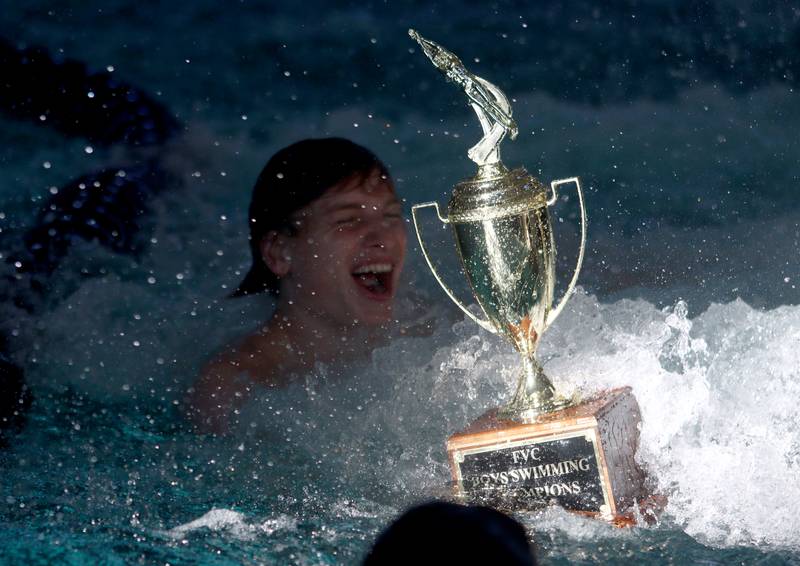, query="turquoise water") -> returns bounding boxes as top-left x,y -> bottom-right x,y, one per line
3,299 -> 800,564
4,293 -> 800,563
2,1 -> 800,563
